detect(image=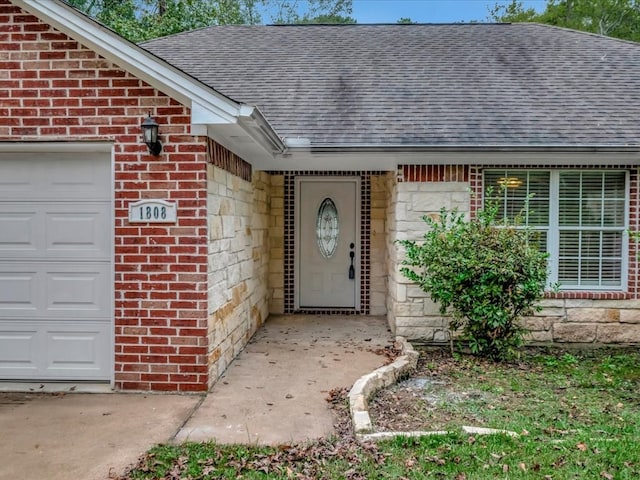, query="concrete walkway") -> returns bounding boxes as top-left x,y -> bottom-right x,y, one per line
0,315 -> 392,479
175,314 -> 393,445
